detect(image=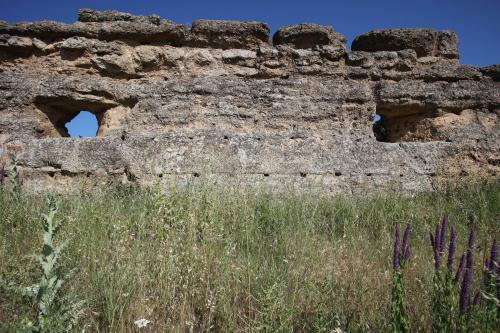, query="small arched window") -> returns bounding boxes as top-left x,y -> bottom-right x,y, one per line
66,111 -> 99,138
